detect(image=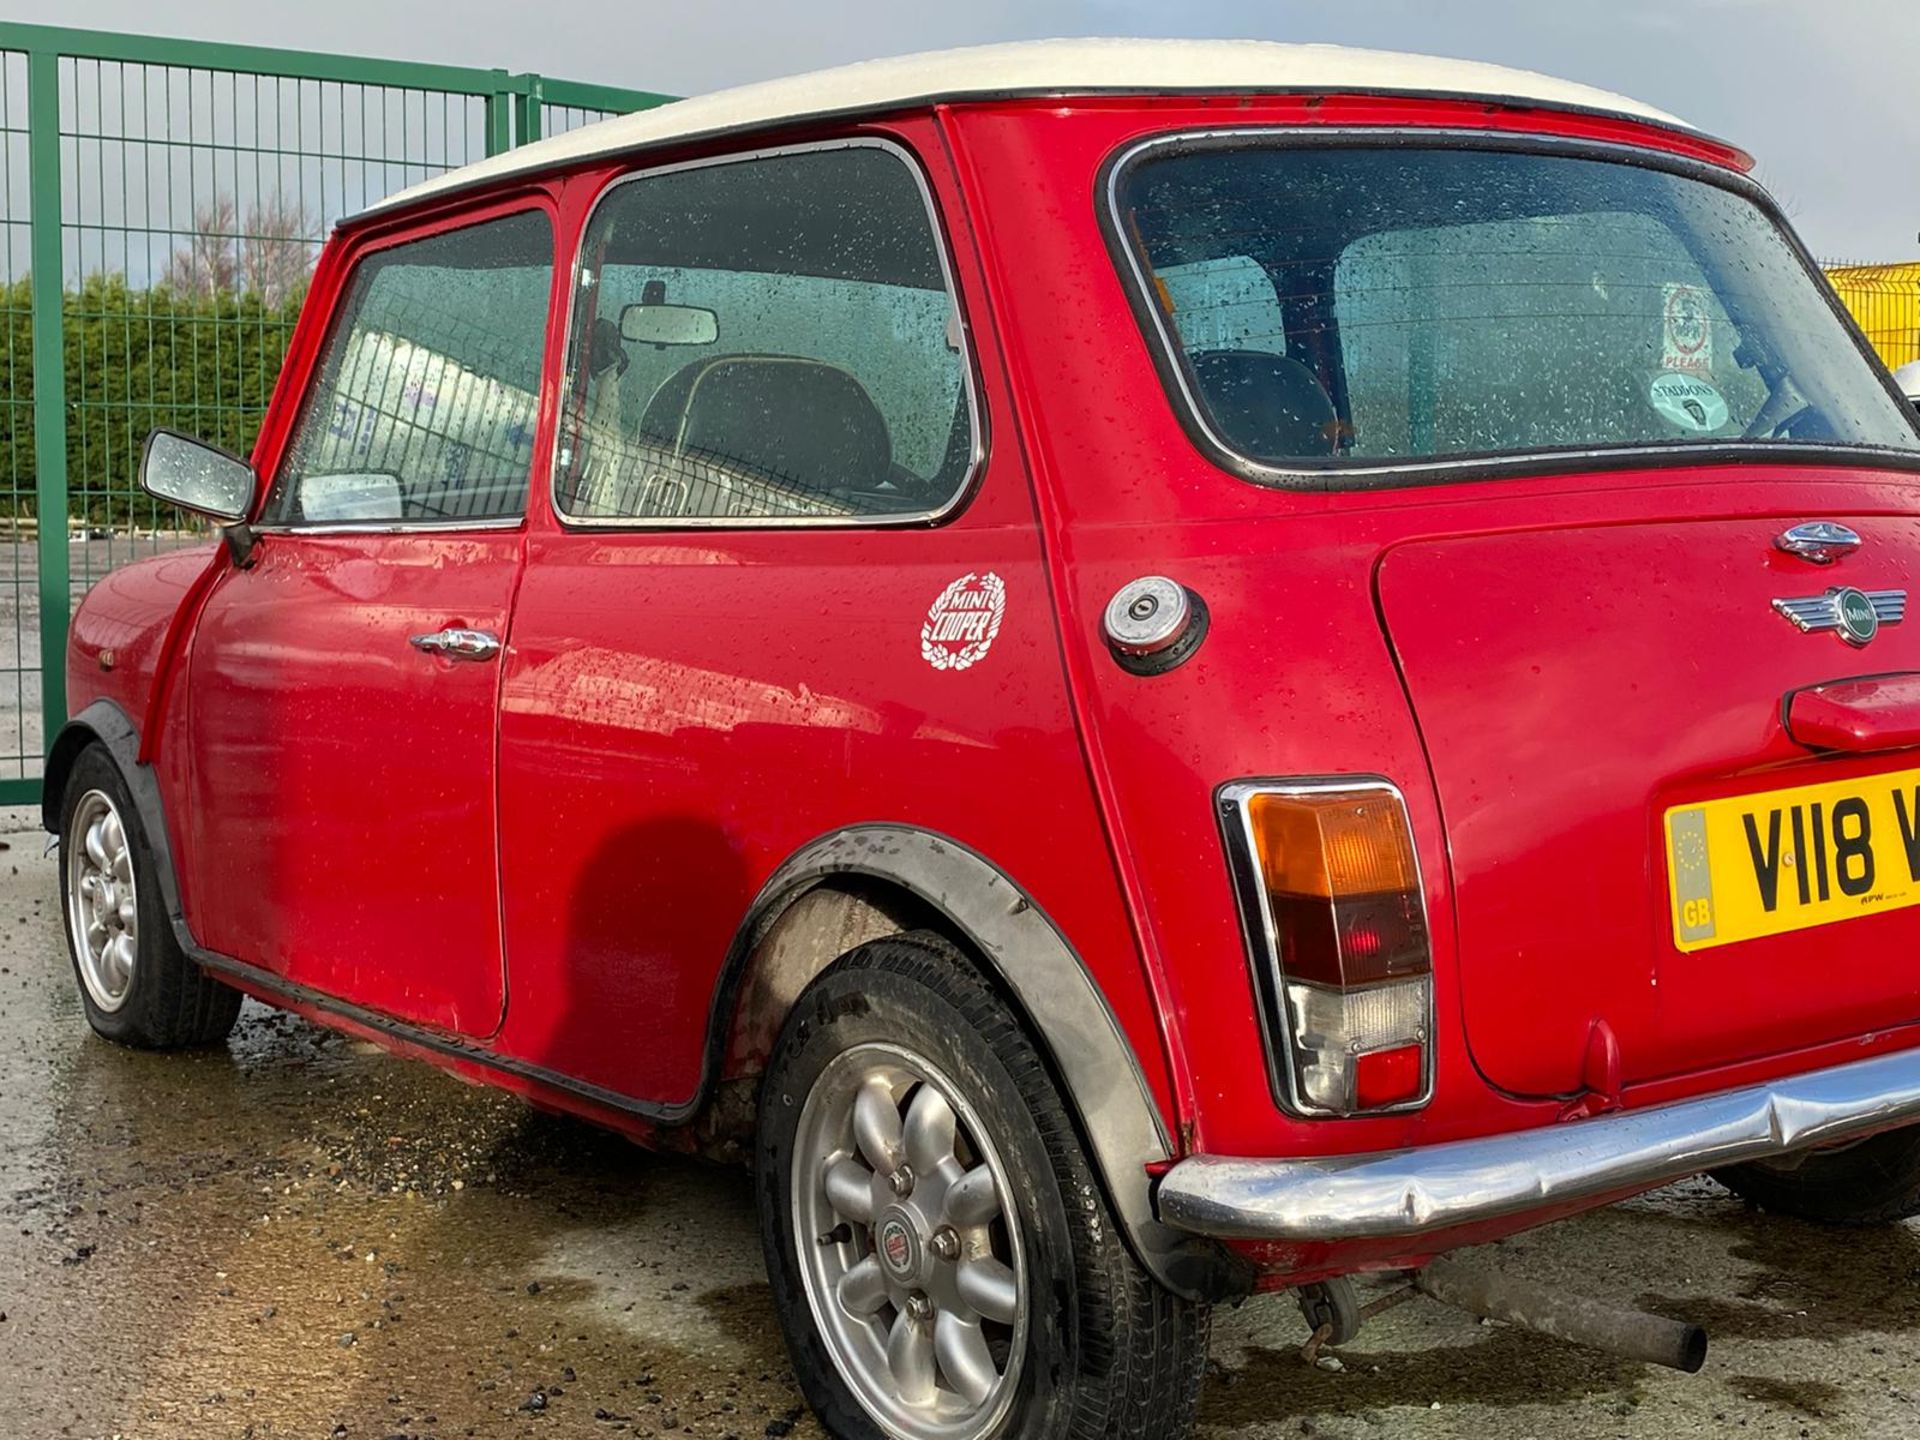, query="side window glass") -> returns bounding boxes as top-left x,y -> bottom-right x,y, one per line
265,211 -> 554,526
556,143 -> 974,523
